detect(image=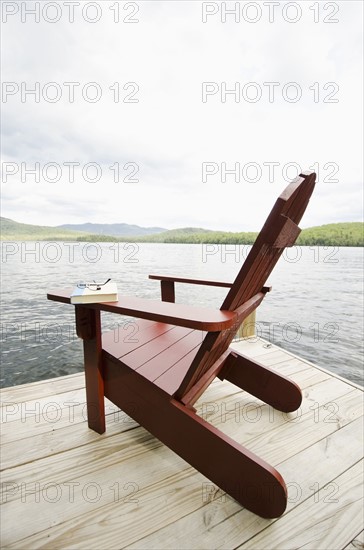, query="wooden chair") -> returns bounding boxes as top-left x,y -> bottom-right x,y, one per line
48,171 -> 316,518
